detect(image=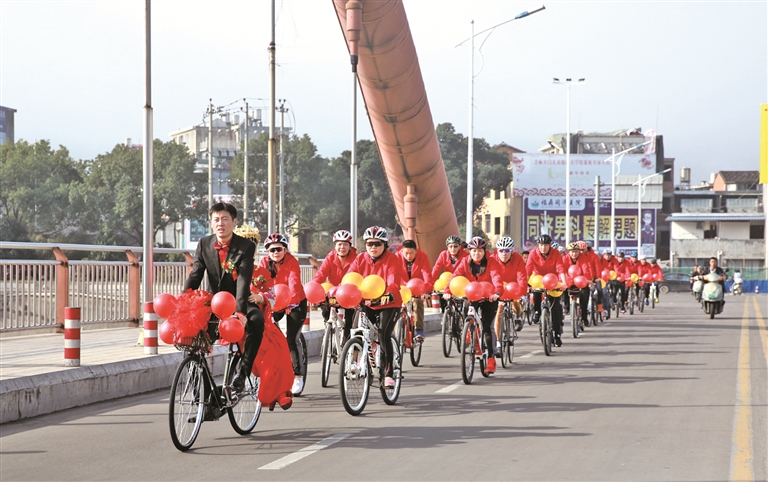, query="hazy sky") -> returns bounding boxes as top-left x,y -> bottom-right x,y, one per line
2,0 -> 766,186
